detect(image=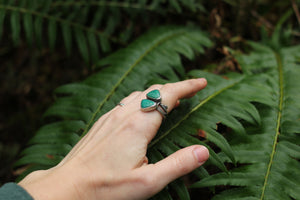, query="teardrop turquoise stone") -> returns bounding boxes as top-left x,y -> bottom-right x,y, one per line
141,99 -> 156,111
147,89 -> 161,102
